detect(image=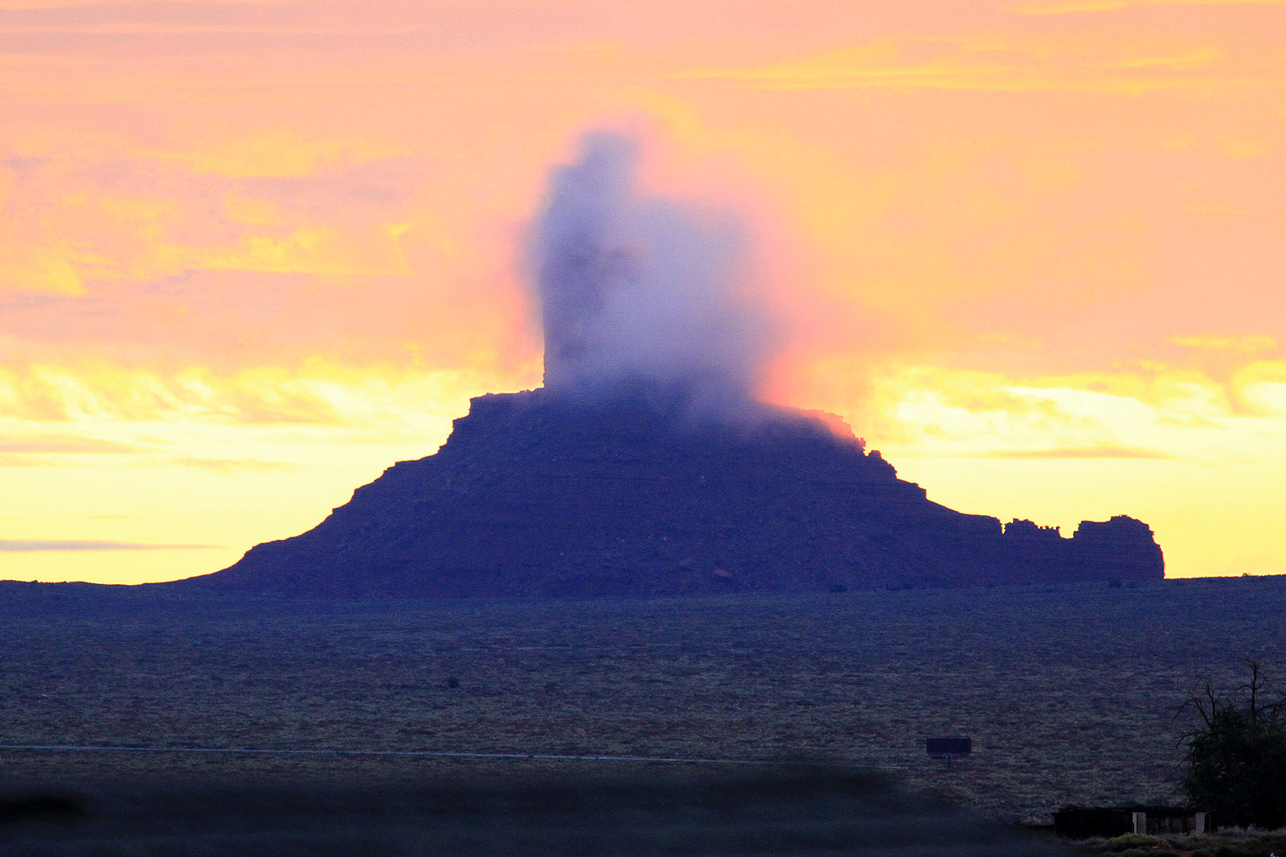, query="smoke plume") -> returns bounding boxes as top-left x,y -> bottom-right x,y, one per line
530,132 -> 773,415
